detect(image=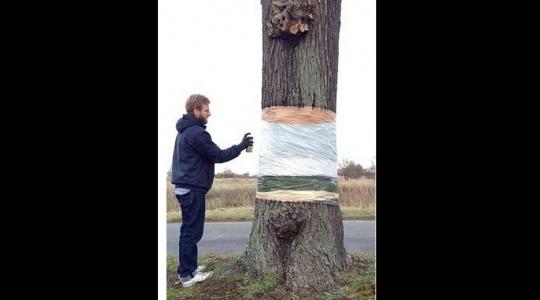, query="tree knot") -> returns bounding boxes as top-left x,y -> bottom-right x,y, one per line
267,0 -> 316,40
268,206 -> 307,240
